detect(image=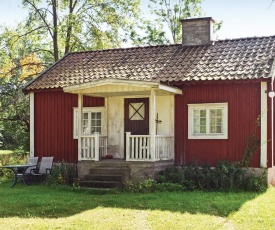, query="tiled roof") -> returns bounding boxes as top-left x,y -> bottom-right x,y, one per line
25,36 -> 275,90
